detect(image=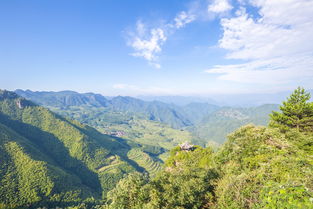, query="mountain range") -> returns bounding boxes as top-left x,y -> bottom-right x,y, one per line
15,89 -> 279,144
0,90 -> 166,207
0,89 -> 305,208
138,90 -> 313,107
